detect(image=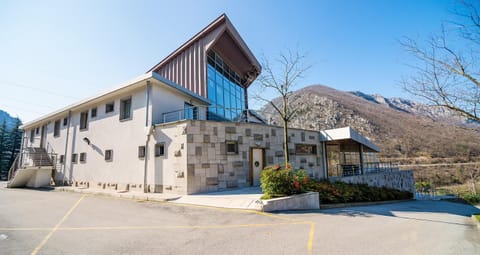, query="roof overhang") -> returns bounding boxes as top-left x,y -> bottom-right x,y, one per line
21,72 -> 210,130
320,127 -> 380,152
146,14 -> 261,87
